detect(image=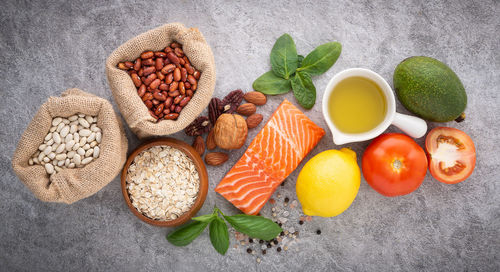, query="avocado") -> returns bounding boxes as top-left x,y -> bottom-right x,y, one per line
393,56 -> 467,122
